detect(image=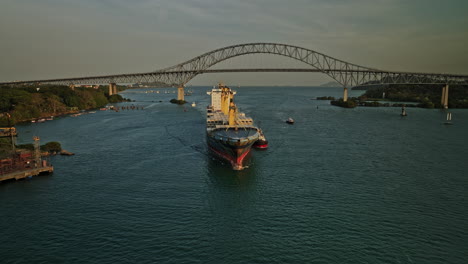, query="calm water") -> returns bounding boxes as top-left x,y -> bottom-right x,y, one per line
1,87 -> 467,263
